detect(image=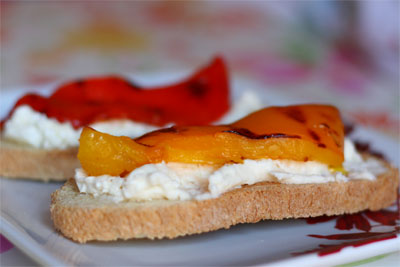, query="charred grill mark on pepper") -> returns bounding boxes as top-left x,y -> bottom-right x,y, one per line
313,123 -> 342,148
134,141 -> 154,147
135,126 -> 188,145
332,135 -> 341,148
308,129 -> 321,142
188,78 -> 208,97
224,128 -> 301,139
283,107 -> 306,123
75,79 -> 85,87
137,126 -> 178,139
318,123 -> 341,147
